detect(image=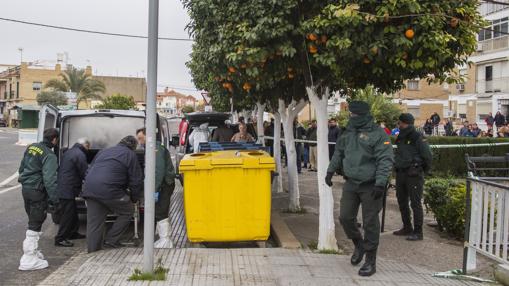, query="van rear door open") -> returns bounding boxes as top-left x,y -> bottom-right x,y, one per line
37,104 -> 59,141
